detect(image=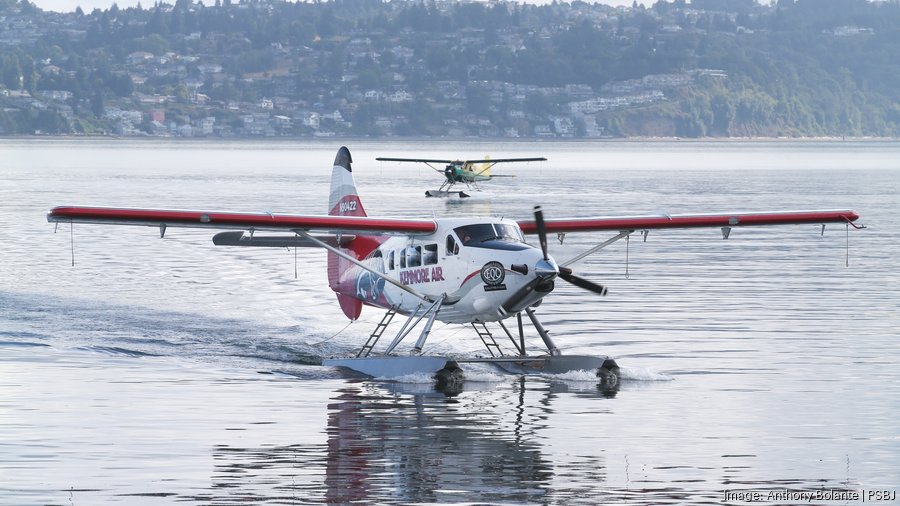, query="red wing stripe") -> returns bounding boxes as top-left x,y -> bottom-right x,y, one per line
48,206 -> 437,233
518,210 -> 860,234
